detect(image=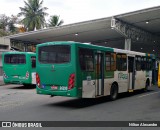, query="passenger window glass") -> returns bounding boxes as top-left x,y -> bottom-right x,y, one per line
136,56 -> 141,71
117,54 -> 127,71
79,48 -> 94,71
146,58 -> 152,70
106,53 -> 116,71
141,57 -> 146,70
